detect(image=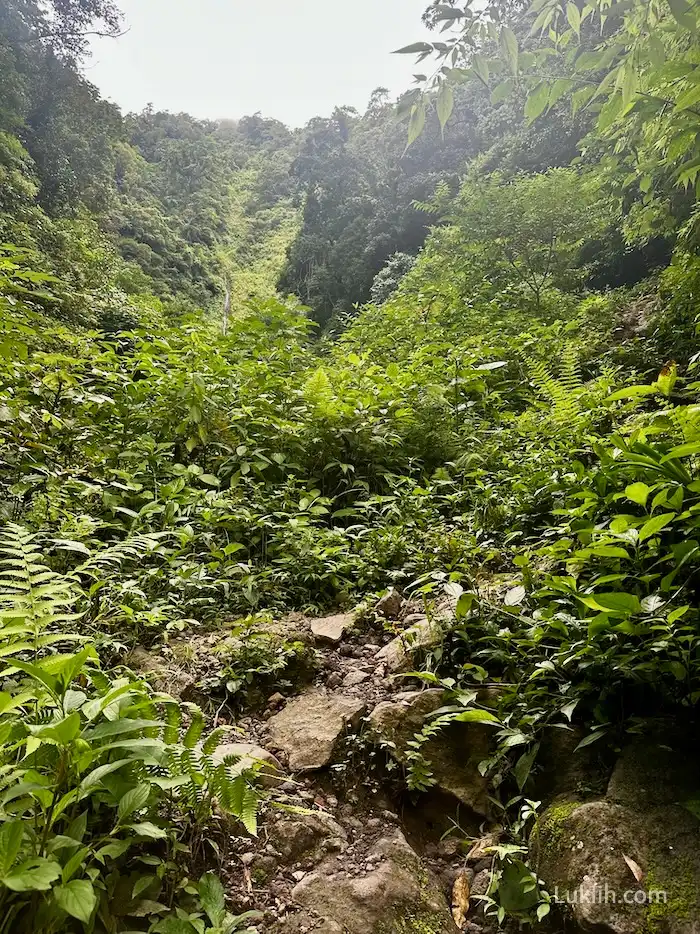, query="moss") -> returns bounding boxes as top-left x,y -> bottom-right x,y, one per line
376,909 -> 450,934
531,799 -> 581,870
643,855 -> 696,933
